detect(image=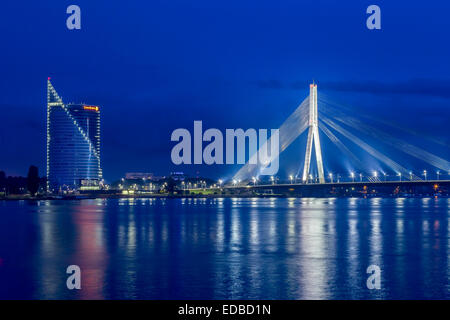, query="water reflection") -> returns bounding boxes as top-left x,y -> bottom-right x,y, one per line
0,198 -> 448,299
